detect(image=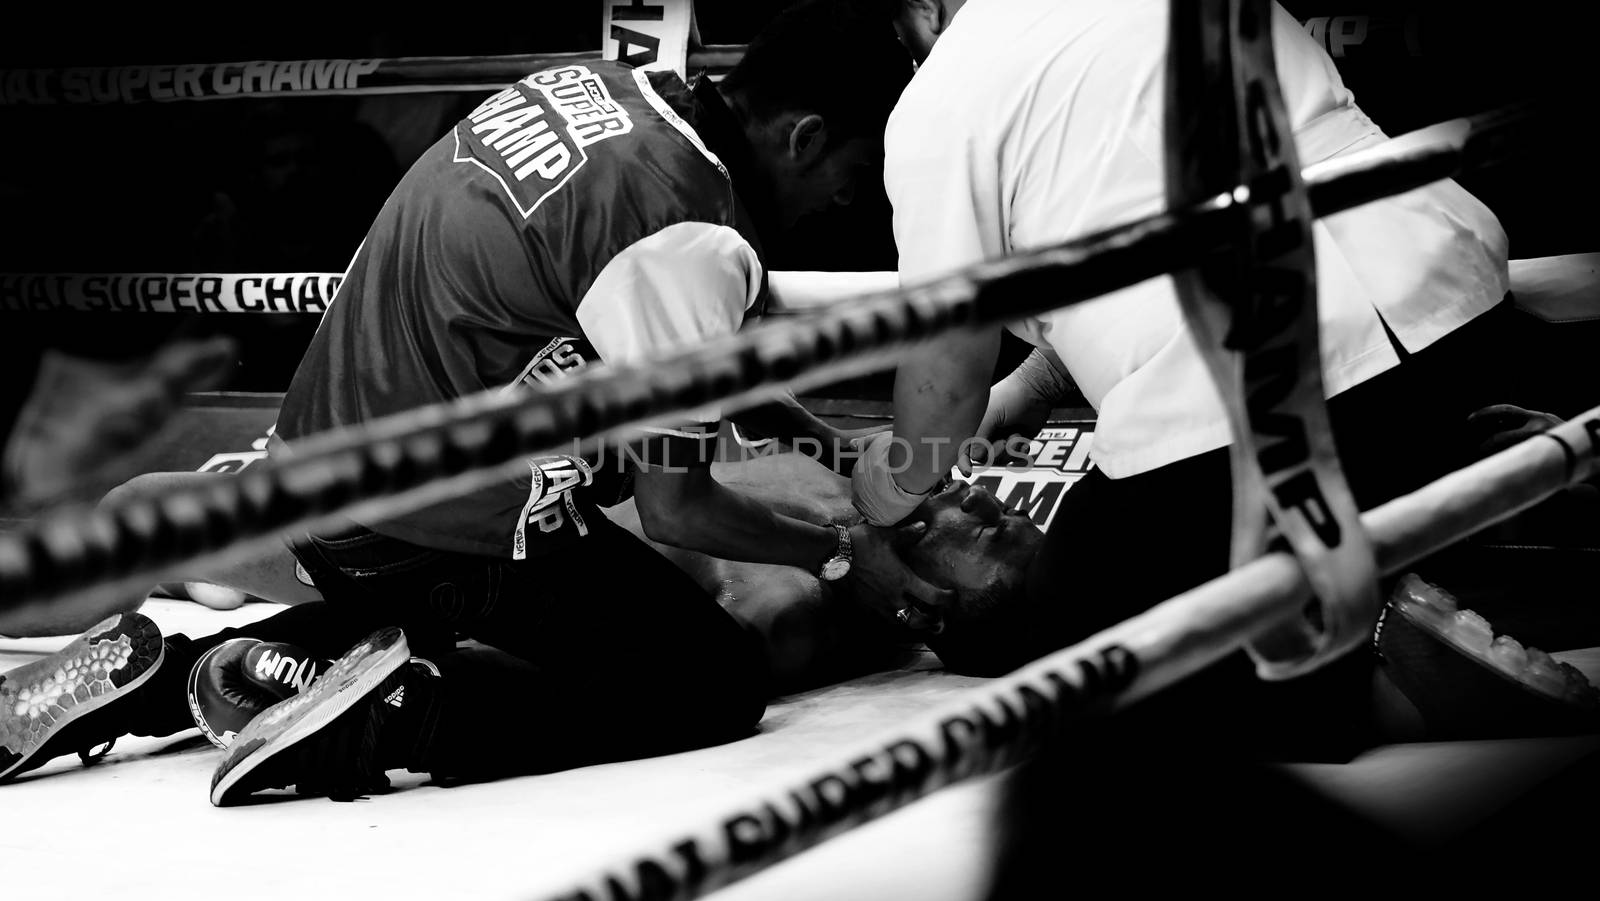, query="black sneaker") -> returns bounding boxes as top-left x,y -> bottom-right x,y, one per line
210,626 -> 416,806
1,612 -> 165,782
1377,573 -> 1600,740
